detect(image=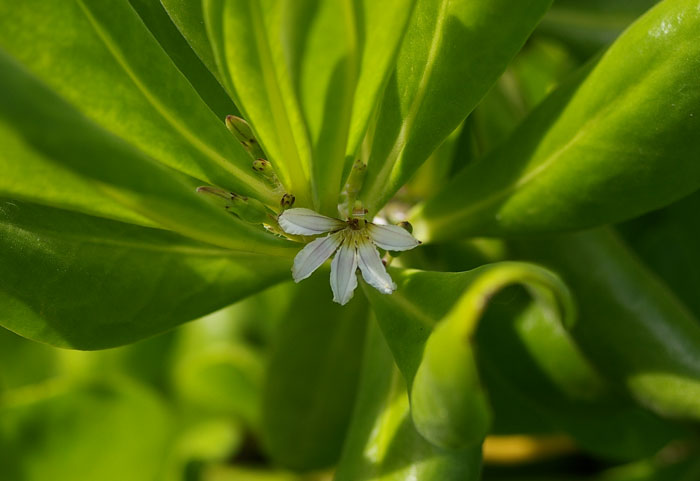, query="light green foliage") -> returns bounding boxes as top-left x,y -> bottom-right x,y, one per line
2,0 -> 700,479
